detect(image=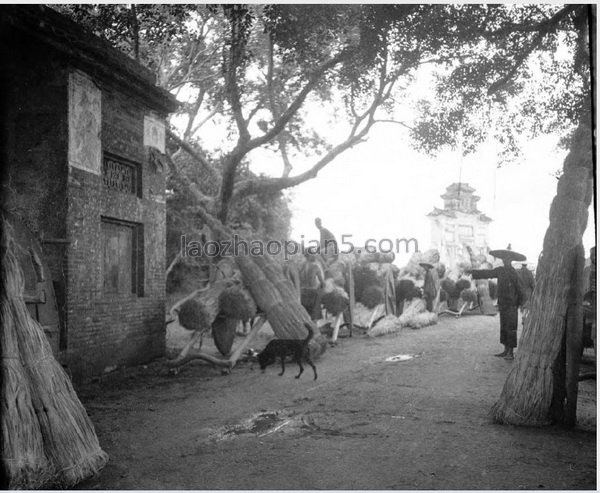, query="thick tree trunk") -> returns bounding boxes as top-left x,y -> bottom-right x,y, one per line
491,114 -> 593,426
